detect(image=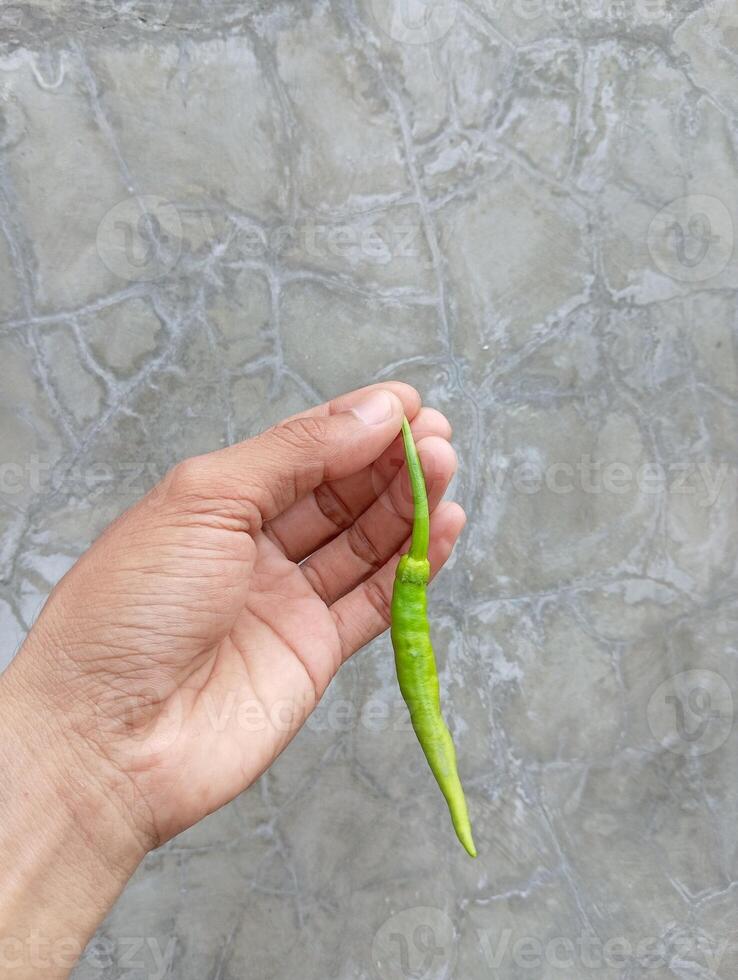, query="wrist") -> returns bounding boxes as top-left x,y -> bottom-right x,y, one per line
0,651 -> 146,977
